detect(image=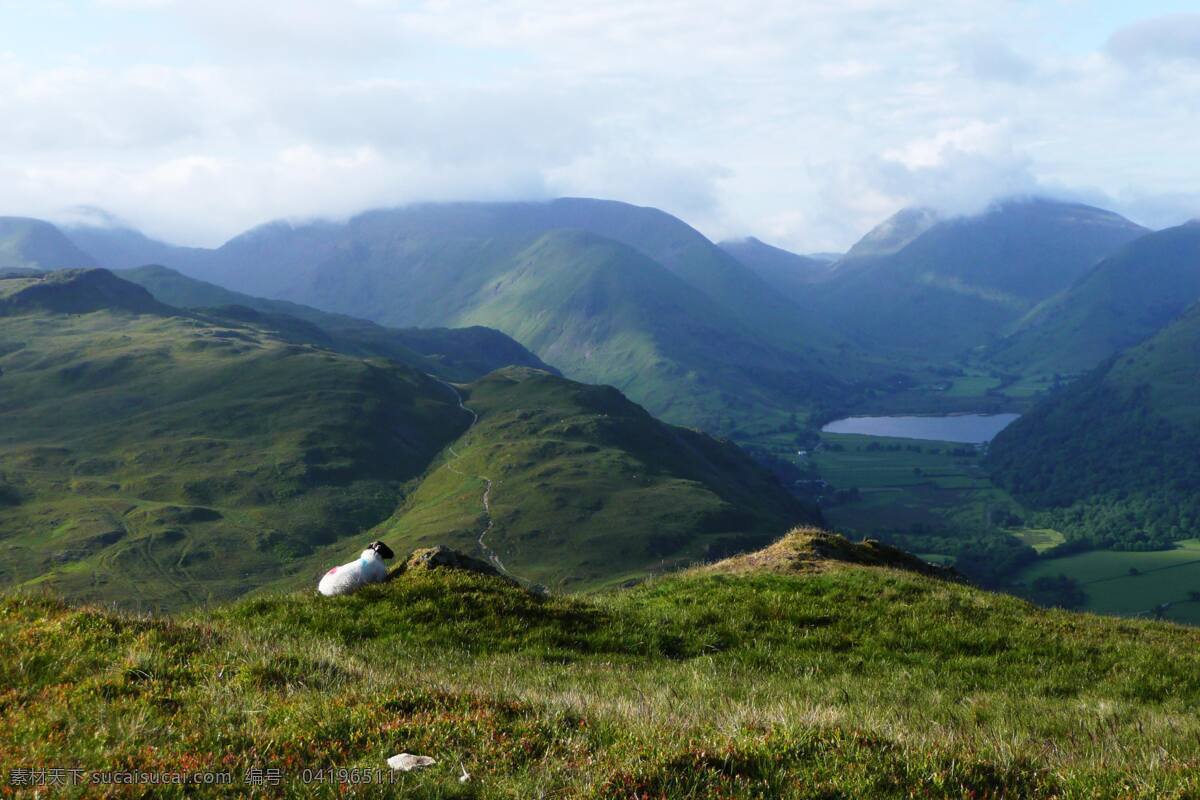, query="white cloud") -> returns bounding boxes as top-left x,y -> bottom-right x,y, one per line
1107,13 -> 1200,64
0,2 -> 1196,252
